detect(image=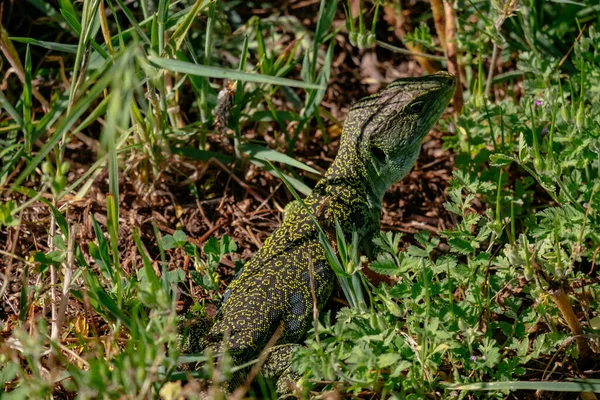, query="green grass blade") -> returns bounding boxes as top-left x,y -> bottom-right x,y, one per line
238,143 -> 320,174
311,0 -> 338,80
89,214 -> 114,281
23,44 -> 33,151
18,265 -> 29,322
0,91 -> 24,130
66,0 -> 102,109
58,0 -> 77,20
104,89 -> 123,202
170,146 -> 234,164
10,37 -> 78,53
59,7 -> 109,60
10,55 -> 115,189
112,0 -> 151,45
32,94 -> 69,143
148,56 -> 325,90
253,160 -> 312,196
166,0 -> 207,56
156,0 -> 168,53
27,0 -> 68,29
448,380 -> 600,392
133,229 -> 161,292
